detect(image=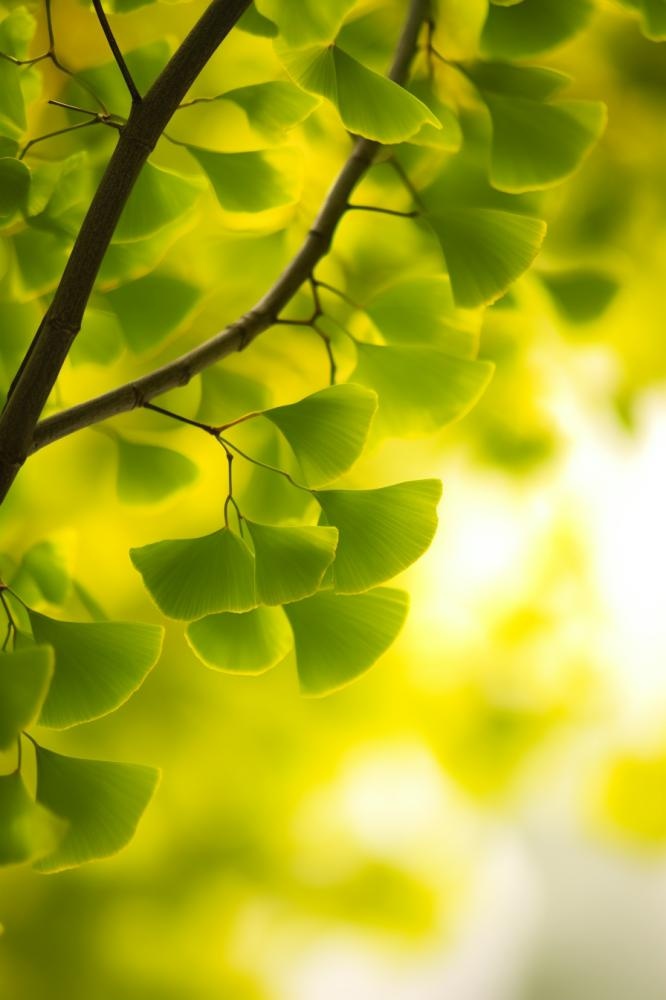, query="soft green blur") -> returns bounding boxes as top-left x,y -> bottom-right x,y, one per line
3,2 -> 666,998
